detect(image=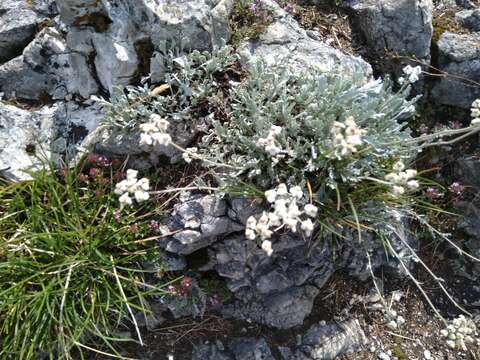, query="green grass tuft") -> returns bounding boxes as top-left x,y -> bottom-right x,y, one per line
0,160 -> 168,359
